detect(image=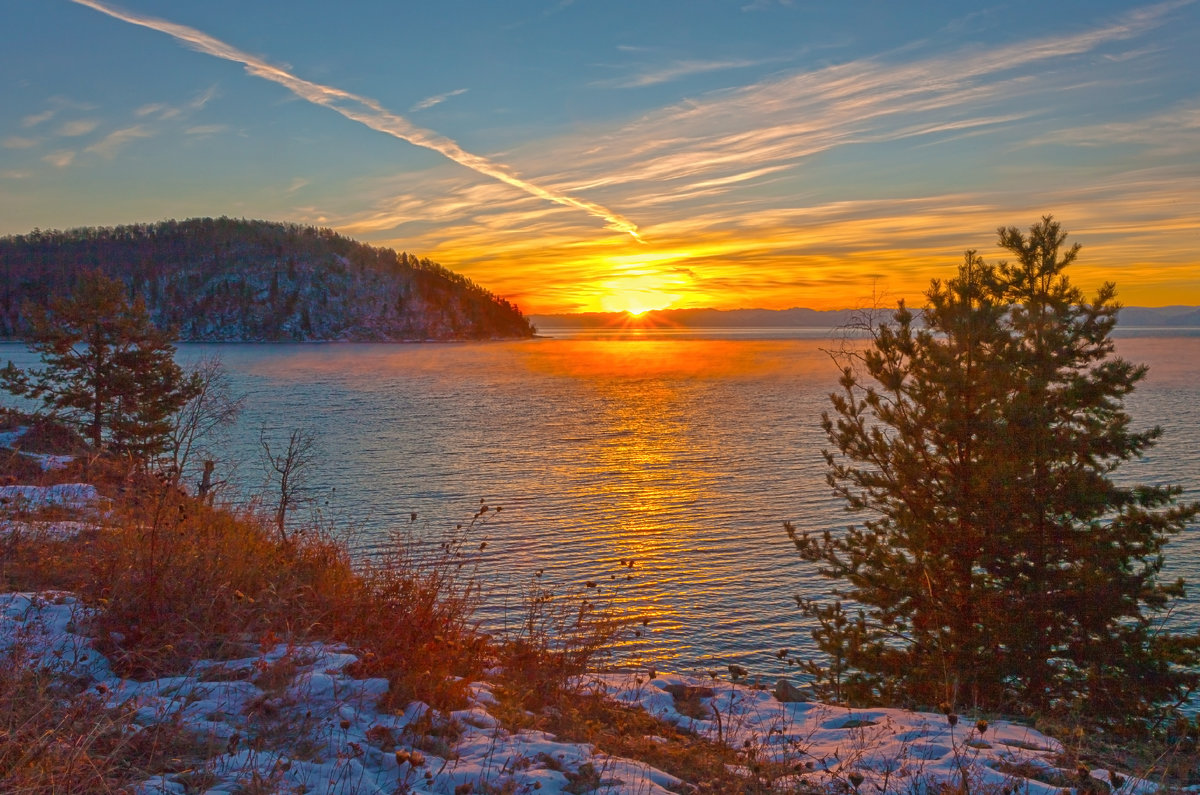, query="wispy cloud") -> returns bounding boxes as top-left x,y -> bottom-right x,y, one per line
534,1 -> 1181,199
410,88 -> 468,112
135,85 -> 220,121
21,110 -> 55,128
595,57 -> 780,89
1034,101 -> 1200,155
85,125 -> 152,157
184,124 -> 228,136
57,119 -> 100,137
135,102 -> 169,118
71,0 -> 642,239
2,136 -> 40,149
325,2 -> 1195,311
20,97 -> 97,129
43,150 -> 76,168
